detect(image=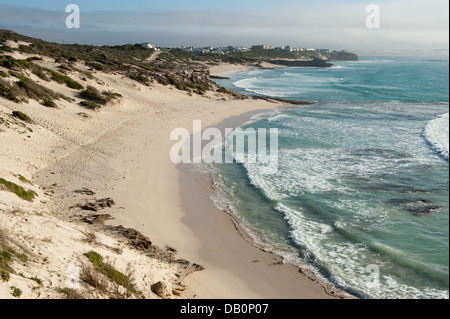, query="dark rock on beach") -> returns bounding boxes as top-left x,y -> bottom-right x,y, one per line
108,225 -> 153,250
73,187 -> 96,196
107,225 -> 204,279
80,213 -> 113,224
70,198 -> 116,212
